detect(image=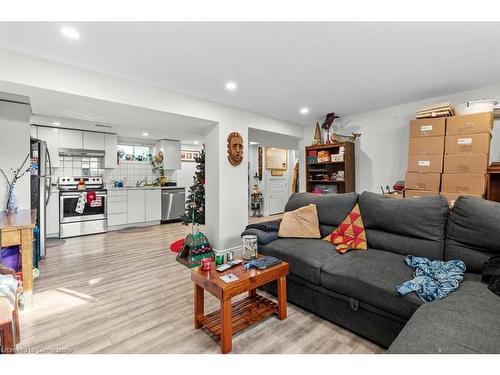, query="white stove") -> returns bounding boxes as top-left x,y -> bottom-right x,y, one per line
58,176 -> 107,238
